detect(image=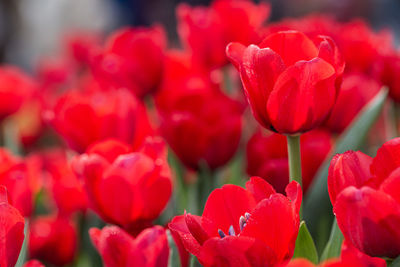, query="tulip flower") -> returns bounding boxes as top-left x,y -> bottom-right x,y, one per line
324,73 -> 381,133
247,129 -> 332,193
91,25 -> 166,98
177,0 -> 270,69
328,137 -> 400,258
157,51 -> 243,170
227,30 -> 343,187
29,215 -> 78,266
0,148 -> 37,216
40,149 -> 88,216
50,87 -> 150,152
0,186 -> 25,267
73,137 -> 172,235
89,225 -> 172,267
169,177 -> 301,266
0,66 -> 37,121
